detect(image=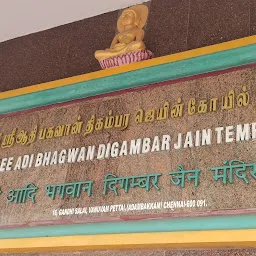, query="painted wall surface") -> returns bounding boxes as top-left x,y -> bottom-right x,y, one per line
0,66 -> 254,227
0,0 -> 146,42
